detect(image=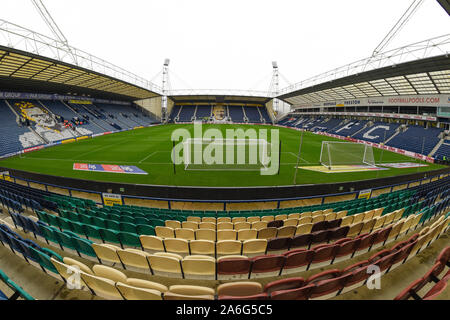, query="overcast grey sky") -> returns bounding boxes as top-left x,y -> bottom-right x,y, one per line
2,0 -> 450,91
